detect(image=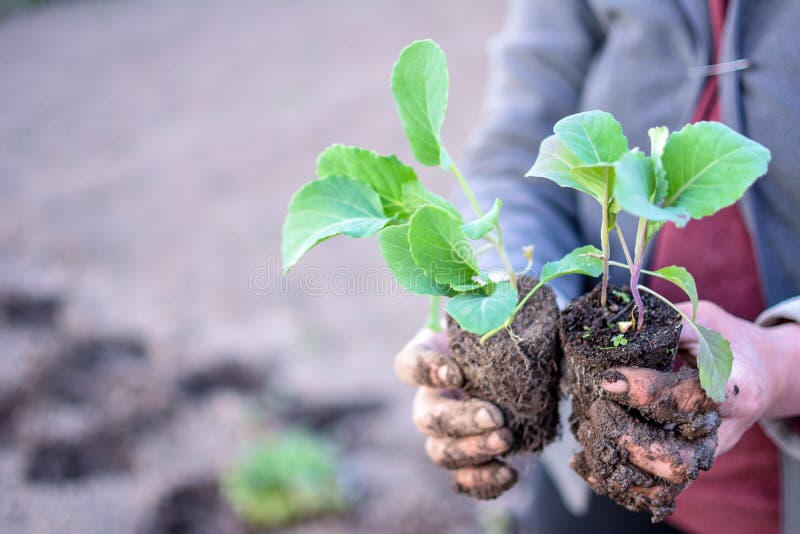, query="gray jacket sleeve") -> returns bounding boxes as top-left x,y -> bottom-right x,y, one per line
756,296 -> 800,461
464,0 -> 603,301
